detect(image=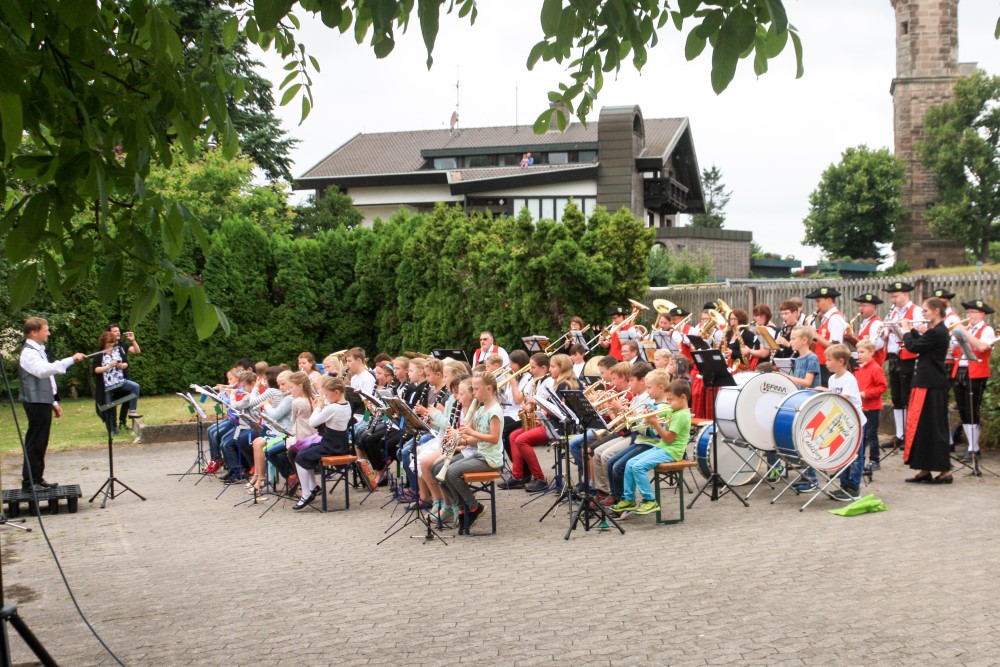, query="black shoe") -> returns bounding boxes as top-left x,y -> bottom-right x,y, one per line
933,474 -> 954,485
293,488 -> 319,510
524,478 -> 548,493
21,483 -> 48,493
465,503 -> 485,531
905,474 -> 934,483
960,451 -> 974,462
38,479 -> 58,489
498,477 -> 525,490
